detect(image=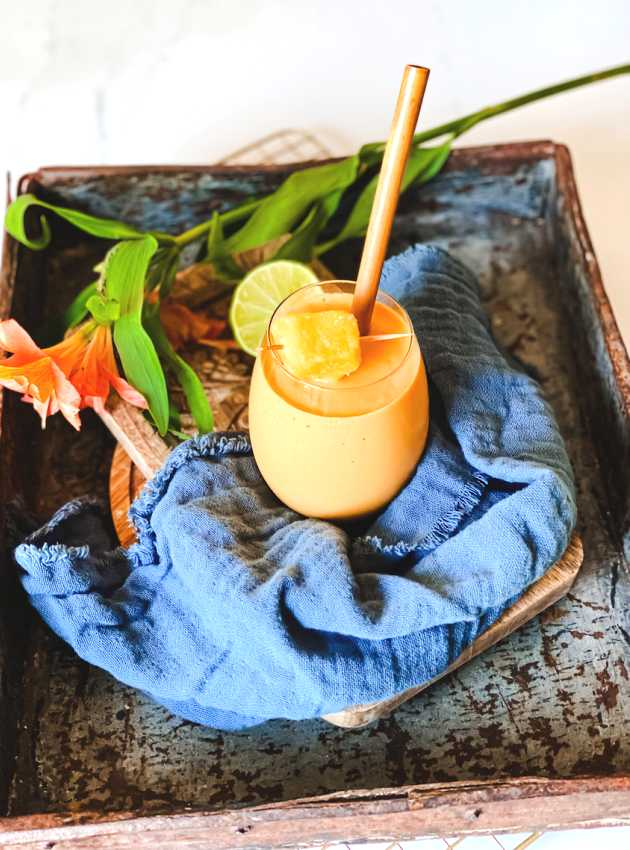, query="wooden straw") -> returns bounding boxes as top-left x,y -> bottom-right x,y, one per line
352,64 -> 430,334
